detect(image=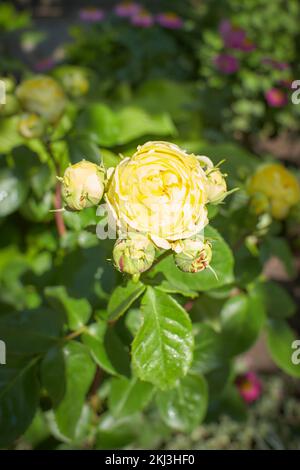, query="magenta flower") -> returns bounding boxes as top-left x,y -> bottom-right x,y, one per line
219,20 -> 255,51
34,58 -> 56,72
79,8 -> 105,22
214,53 -> 239,74
235,372 -> 262,404
156,12 -> 184,29
131,10 -> 154,28
114,2 -> 141,17
265,88 -> 288,107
